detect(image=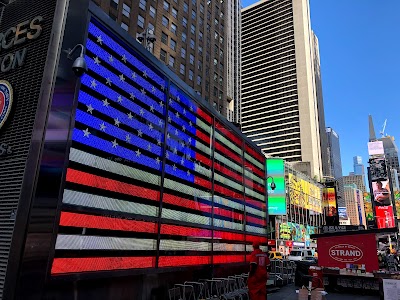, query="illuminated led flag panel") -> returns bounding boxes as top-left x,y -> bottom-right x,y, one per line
266,159 -> 286,215
51,18 -> 267,275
